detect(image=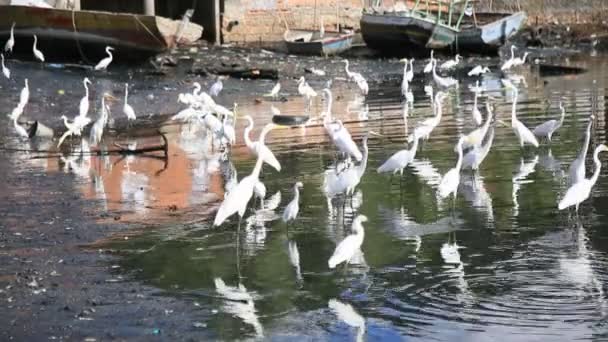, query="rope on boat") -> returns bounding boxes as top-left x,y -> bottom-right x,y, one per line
133,14 -> 165,47
71,10 -> 93,64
